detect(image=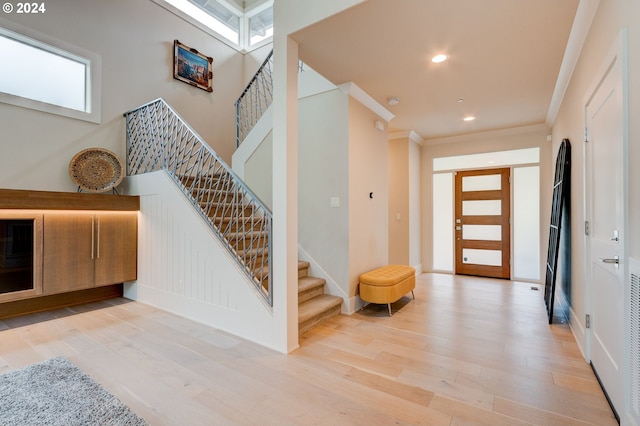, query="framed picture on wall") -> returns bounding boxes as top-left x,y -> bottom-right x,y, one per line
173,40 -> 213,92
